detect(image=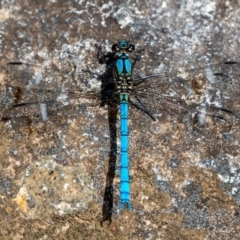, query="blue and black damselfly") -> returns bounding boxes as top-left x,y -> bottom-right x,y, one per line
1,40 -> 240,210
